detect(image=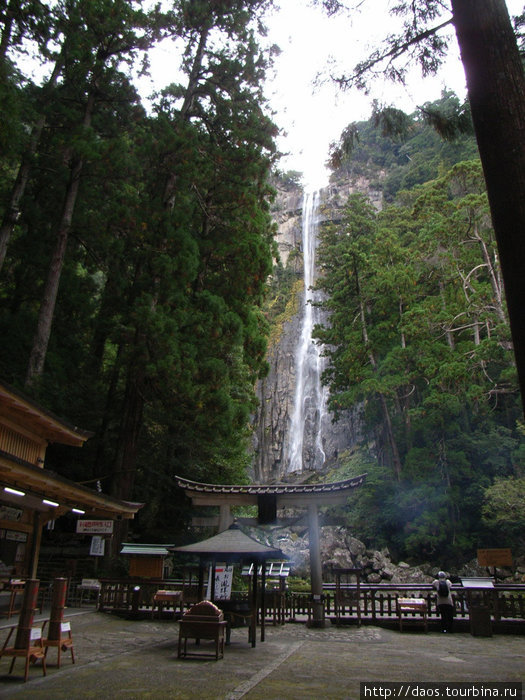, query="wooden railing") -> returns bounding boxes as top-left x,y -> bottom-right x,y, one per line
95,579 -> 525,627
290,582 -> 525,625
98,579 -> 184,614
